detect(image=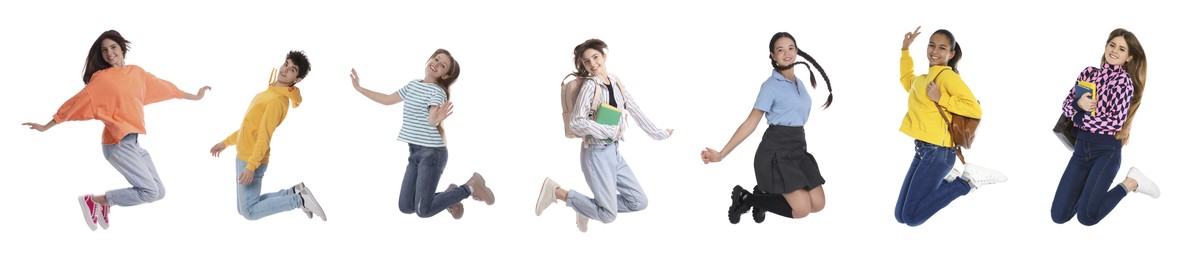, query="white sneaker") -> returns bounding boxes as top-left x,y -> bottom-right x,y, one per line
1127,167 -> 1160,198
944,168 -> 963,183
295,182 -> 327,221
576,213 -> 589,233
293,184 -> 313,219
535,178 -> 560,216
962,164 -> 1008,191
